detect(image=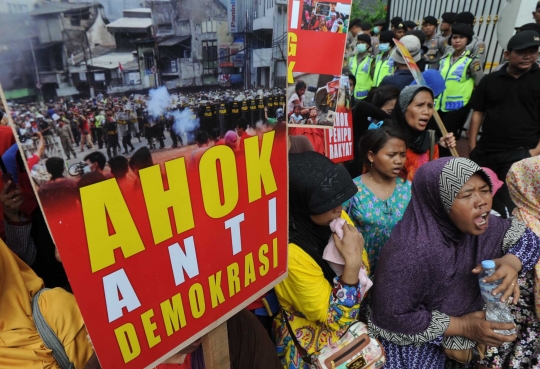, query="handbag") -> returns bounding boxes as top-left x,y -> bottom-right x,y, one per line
444,344 -> 486,364
315,321 -> 385,369
283,311 -> 385,369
